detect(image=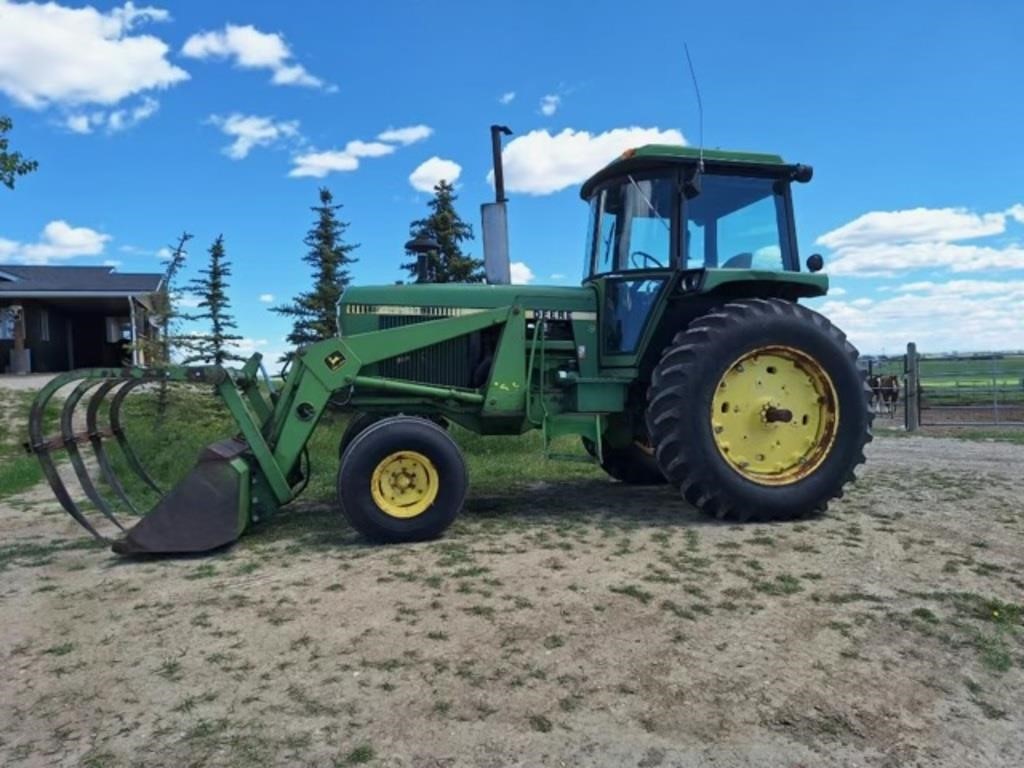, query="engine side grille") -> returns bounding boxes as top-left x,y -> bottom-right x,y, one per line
377,315 -> 474,388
